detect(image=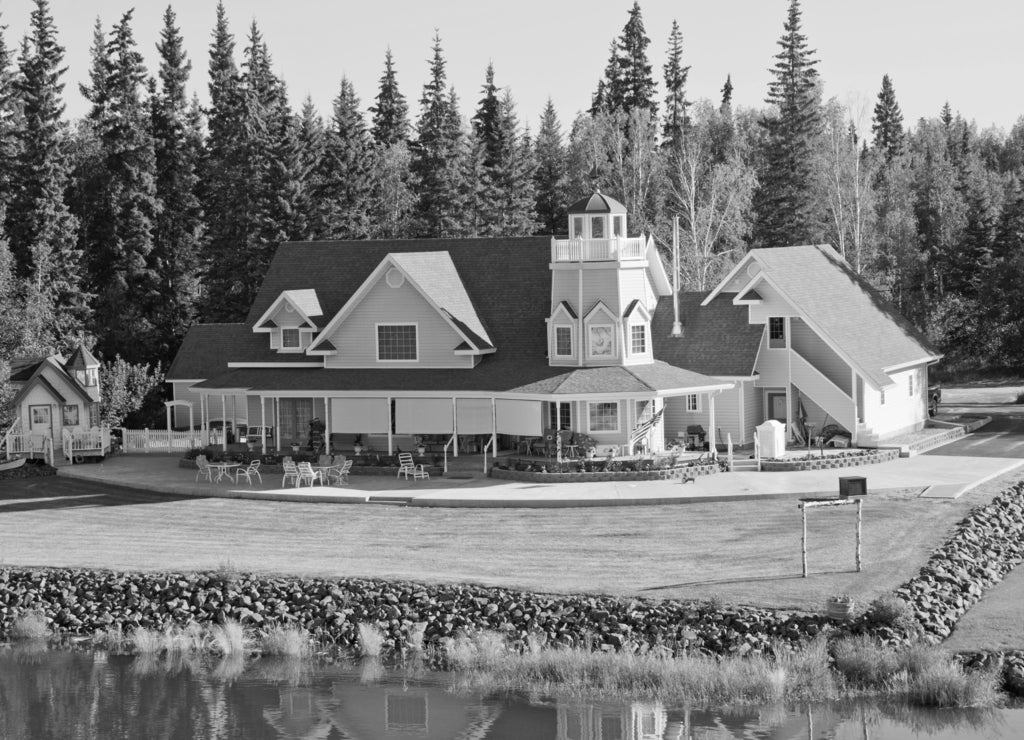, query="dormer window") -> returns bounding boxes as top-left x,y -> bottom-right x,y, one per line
76,368 -> 98,386
588,325 -> 614,358
281,328 -> 301,349
554,326 -> 573,357
630,324 -> 647,354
